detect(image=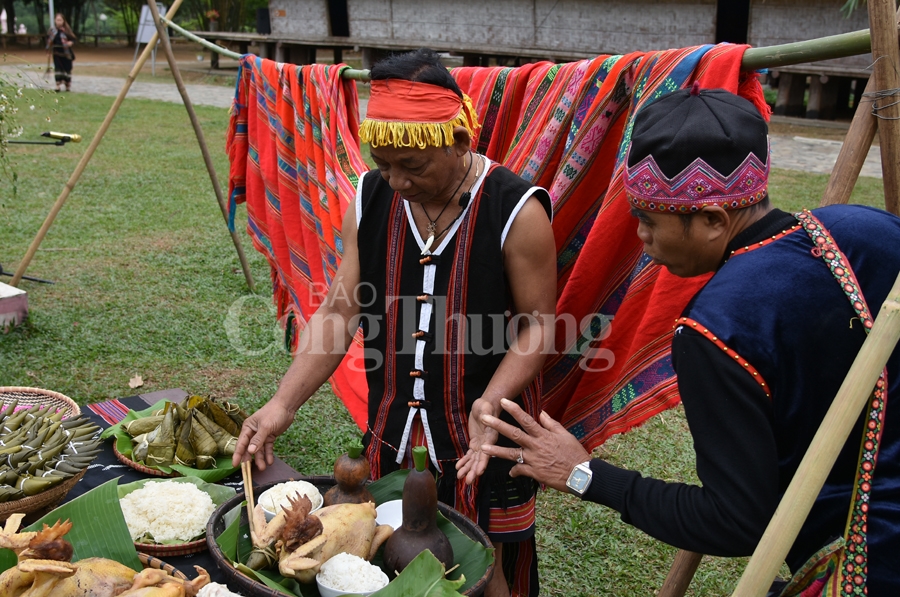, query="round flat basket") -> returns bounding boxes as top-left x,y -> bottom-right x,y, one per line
0,468 -> 87,523
113,442 -> 180,478
0,386 -> 81,418
206,476 -> 493,597
138,551 -> 189,580
136,536 -> 207,558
